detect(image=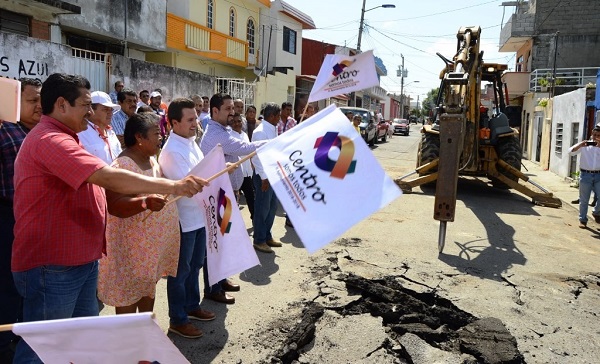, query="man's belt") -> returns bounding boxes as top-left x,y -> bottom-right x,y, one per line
581,169 -> 600,174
